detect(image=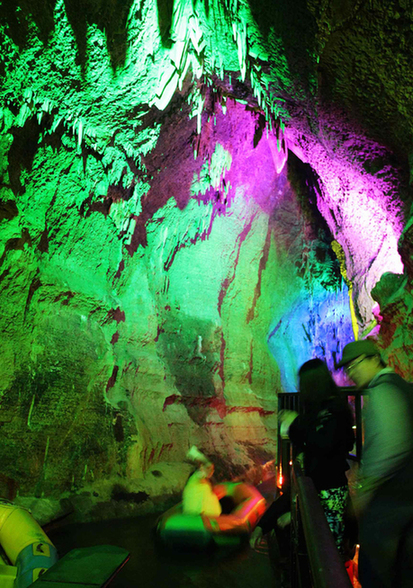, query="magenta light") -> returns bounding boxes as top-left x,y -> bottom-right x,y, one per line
286,128 -> 404,323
